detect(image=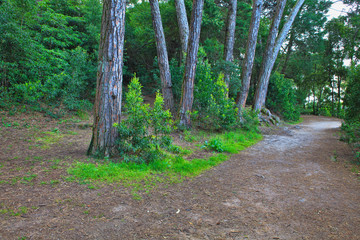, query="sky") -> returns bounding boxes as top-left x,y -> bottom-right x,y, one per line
327,1 -> 351,19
